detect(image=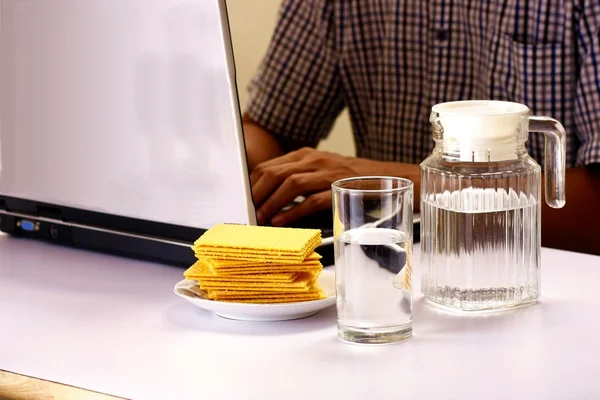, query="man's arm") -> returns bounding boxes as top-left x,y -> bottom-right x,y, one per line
249,145 -> 420,226
242,114 -> 311,171
542,166 -> 600,255
242,0 -> 344,171
242,115 -> 283,171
